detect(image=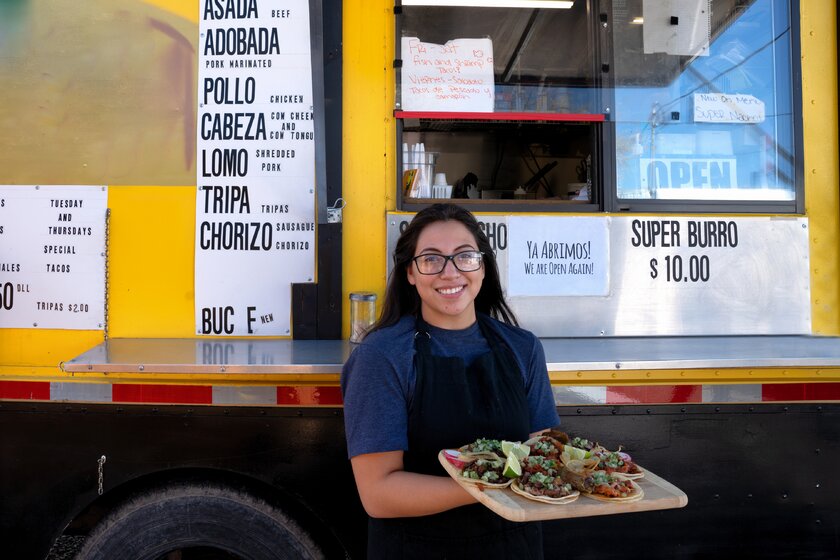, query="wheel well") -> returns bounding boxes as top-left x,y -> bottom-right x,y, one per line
62,467 -> 349,559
